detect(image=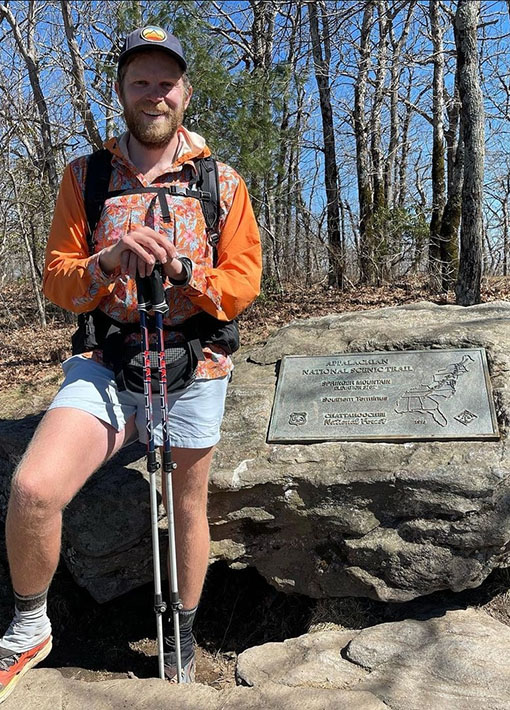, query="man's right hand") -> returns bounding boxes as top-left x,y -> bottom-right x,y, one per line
98,226 -> 180,278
